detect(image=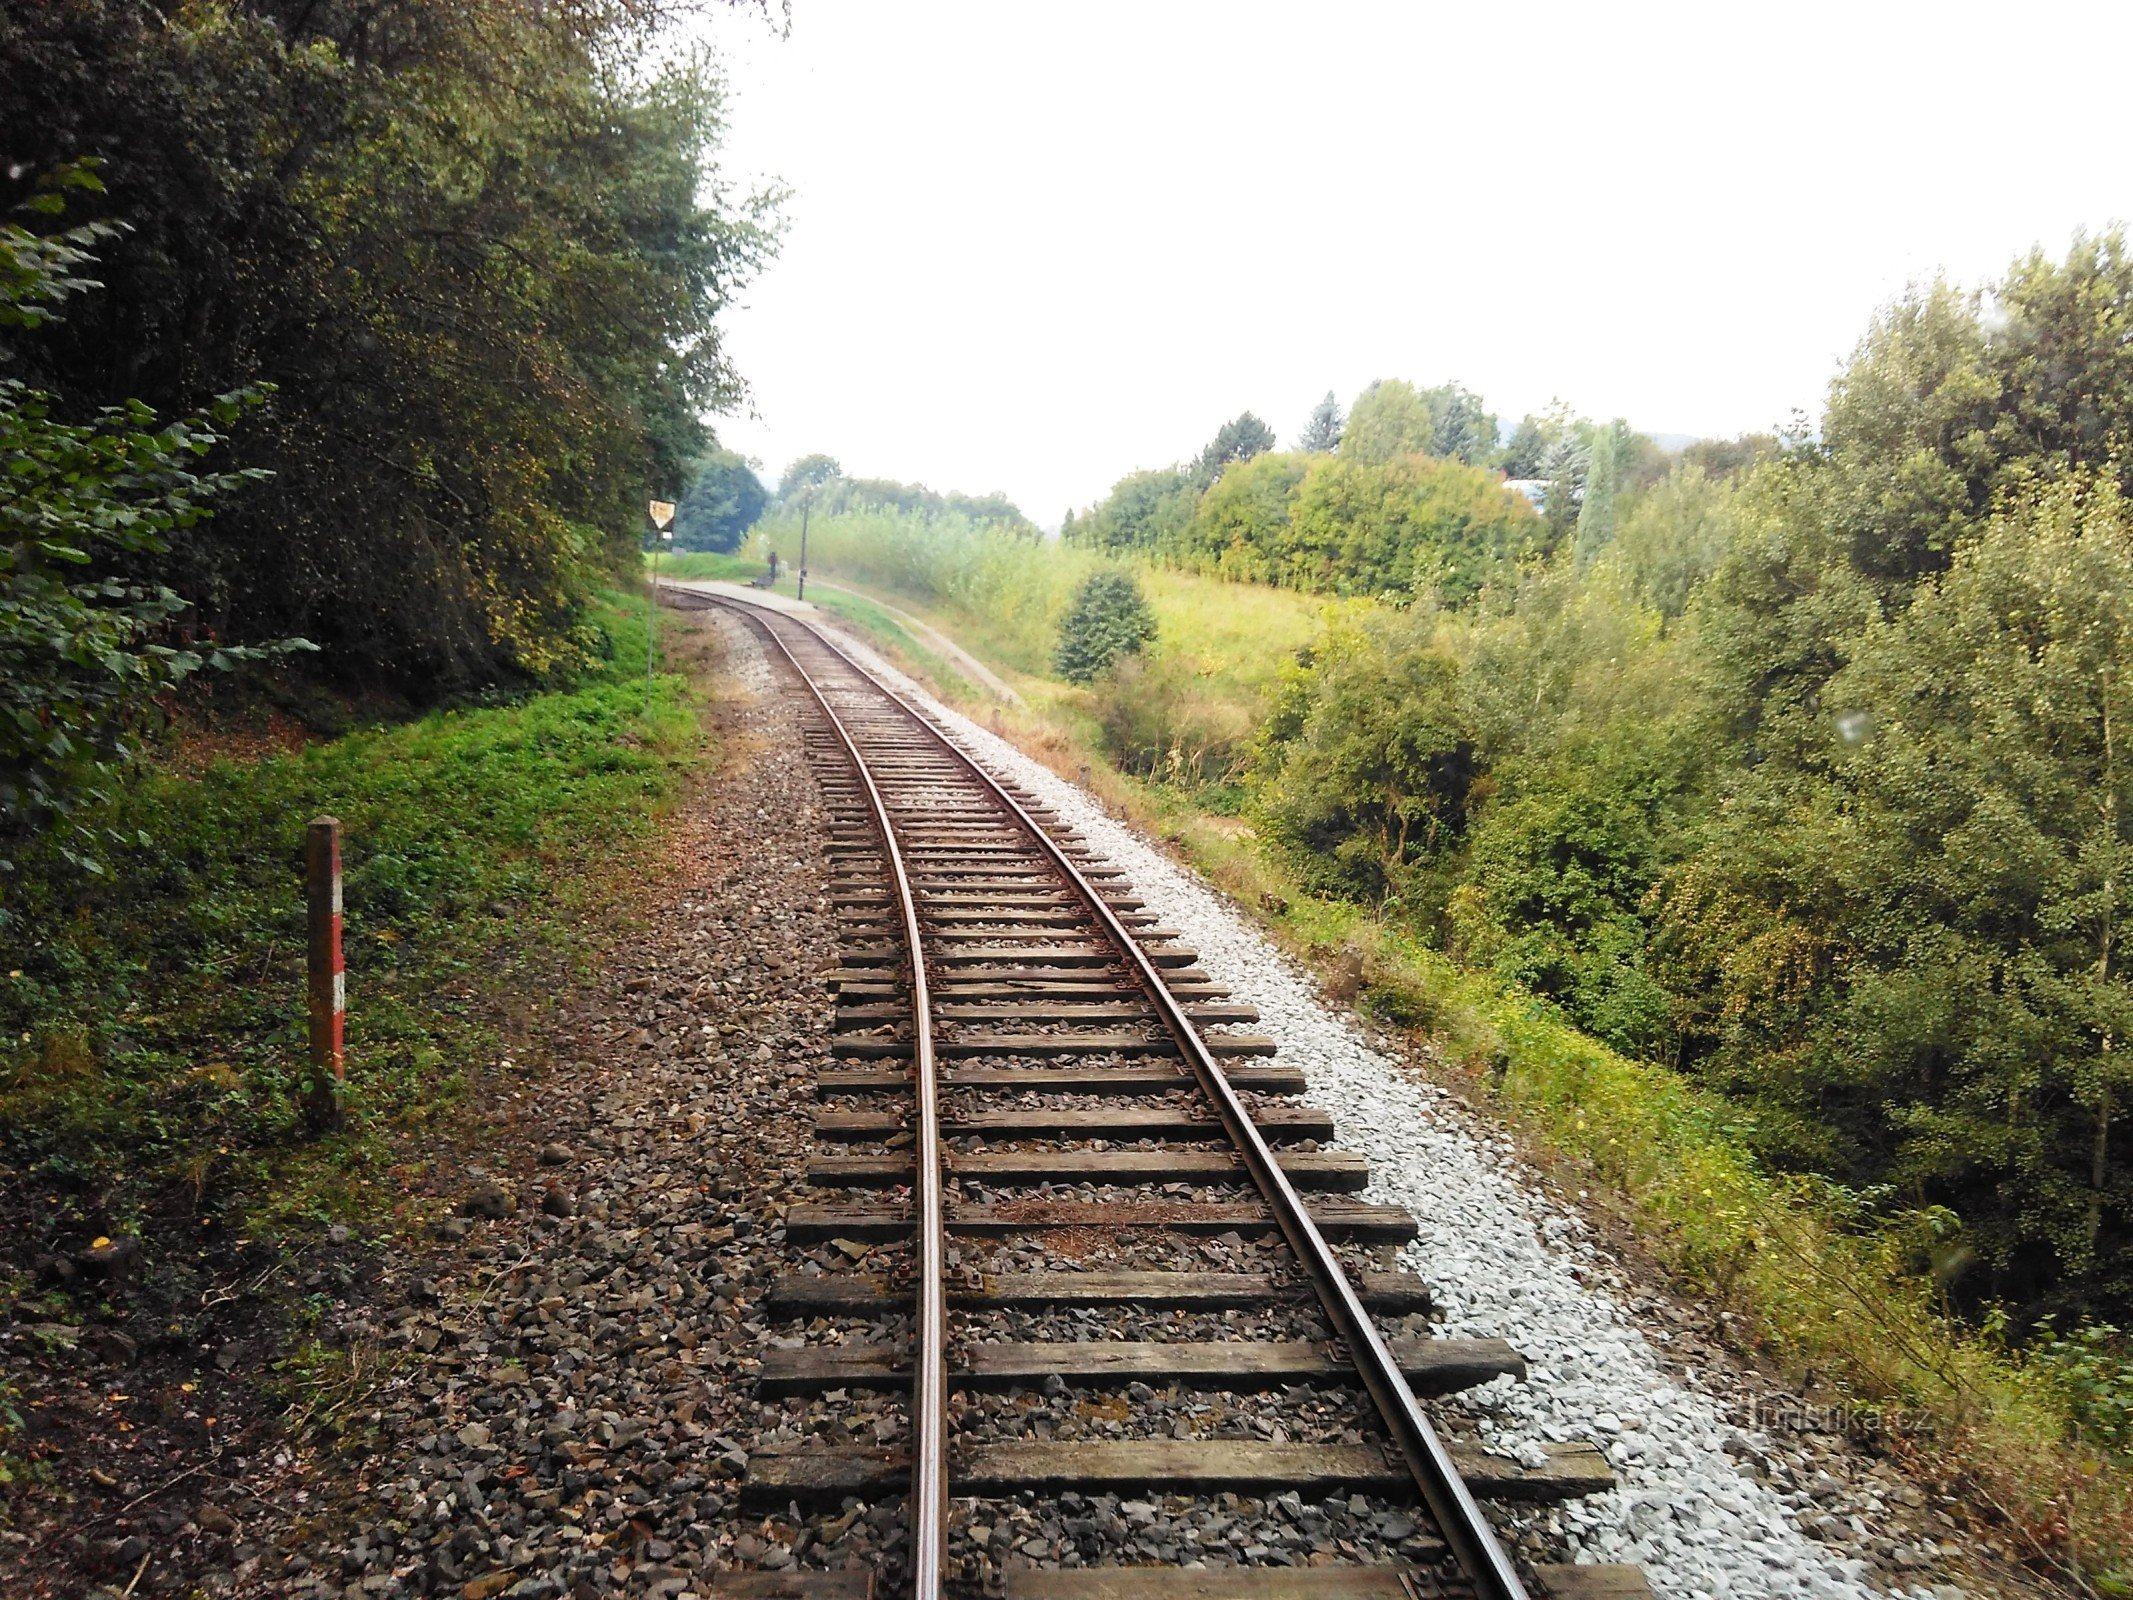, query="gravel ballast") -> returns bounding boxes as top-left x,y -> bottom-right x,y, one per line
752,597 -> 1968,1600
